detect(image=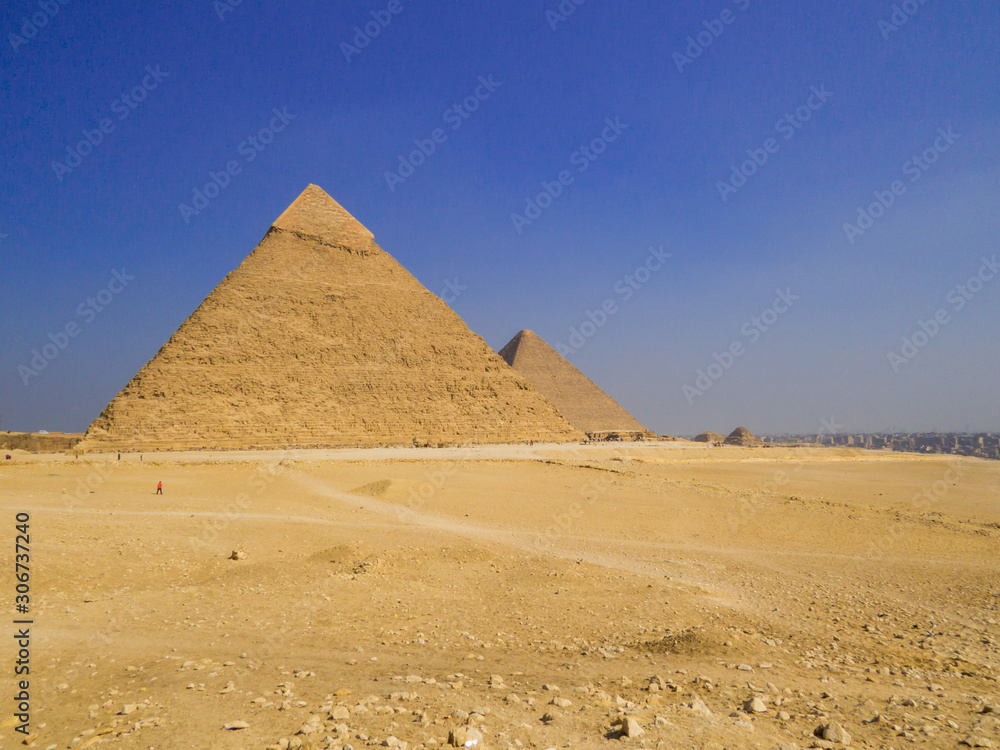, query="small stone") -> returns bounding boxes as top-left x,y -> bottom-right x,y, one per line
778,711 -> 791,721
447,726 -> 483,746
223,720 -> 250,730
551,697 -> 572,708
747,696 -> 768,714
229,550 -> 246,560
962,738 -> 995,749
621,717 -> 644,737
815,722 -> 851,745
690,696 -> 713,718
330,706 -> 350,720
119,704 -> 138,715
297,716 -> 323,734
